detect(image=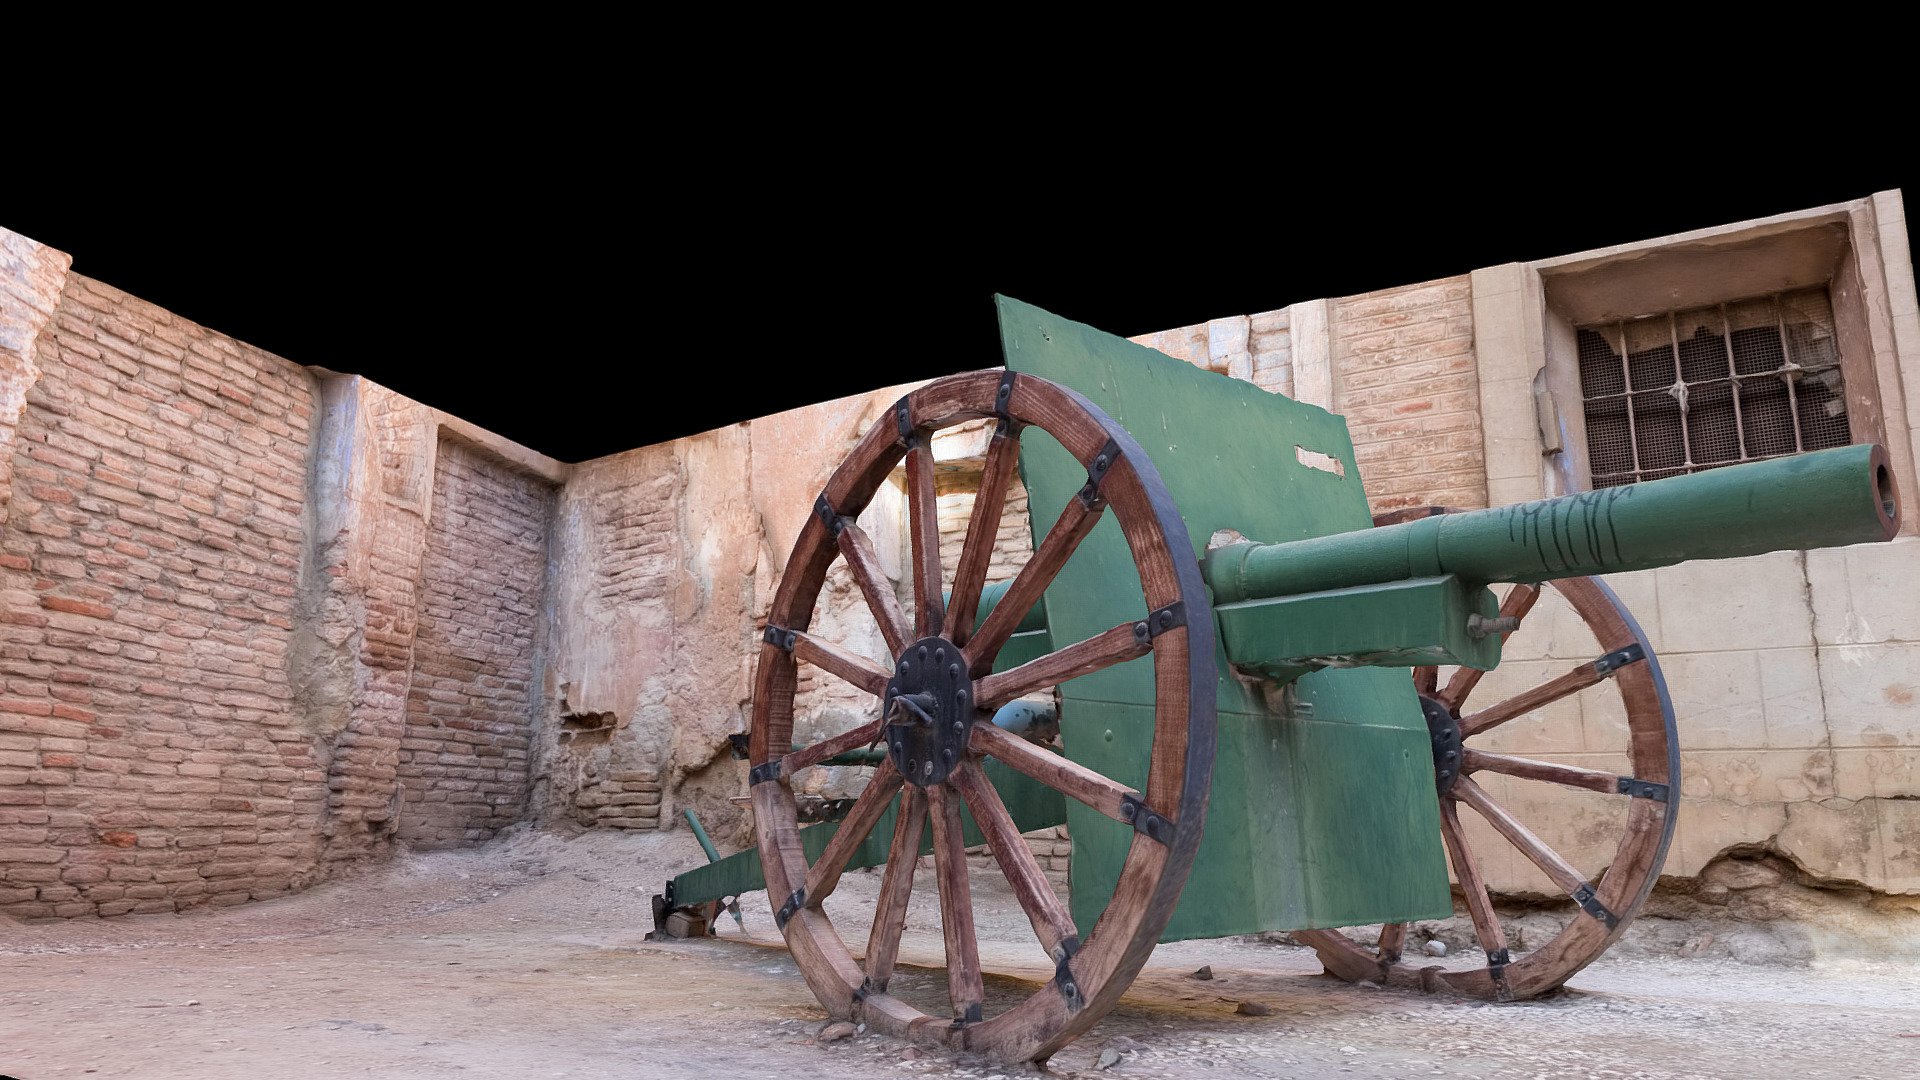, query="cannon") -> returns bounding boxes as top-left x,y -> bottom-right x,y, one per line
651,296 -> 1901,1062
